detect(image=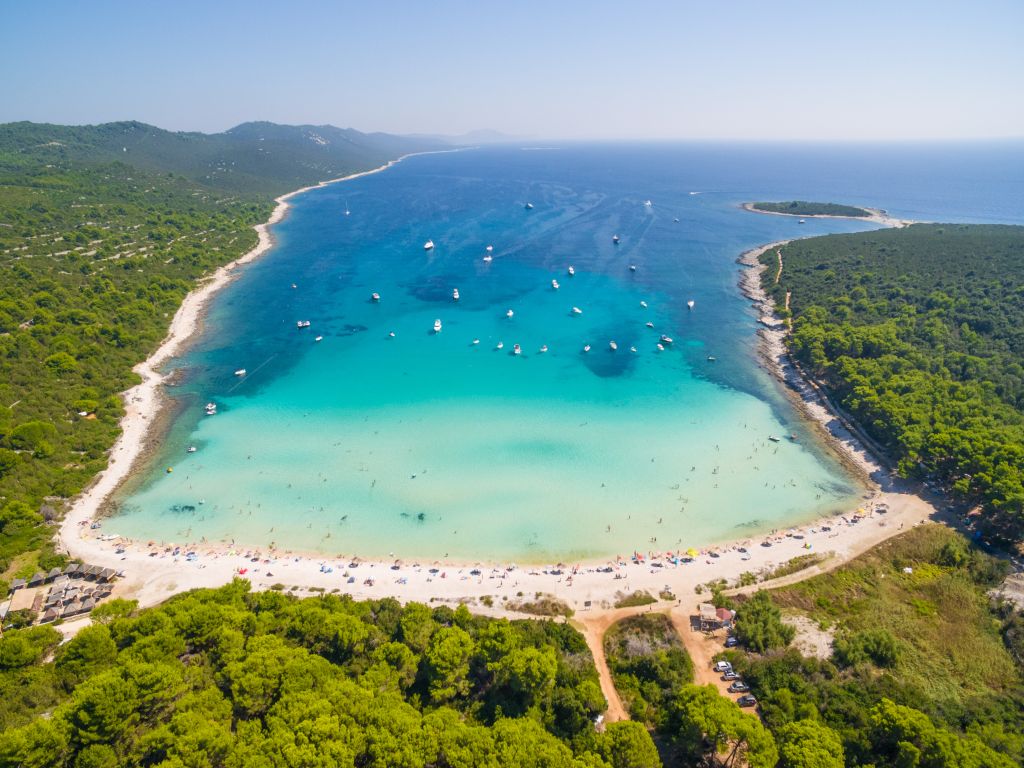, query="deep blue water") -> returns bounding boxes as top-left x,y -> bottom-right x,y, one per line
111,142 -> 1024,561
